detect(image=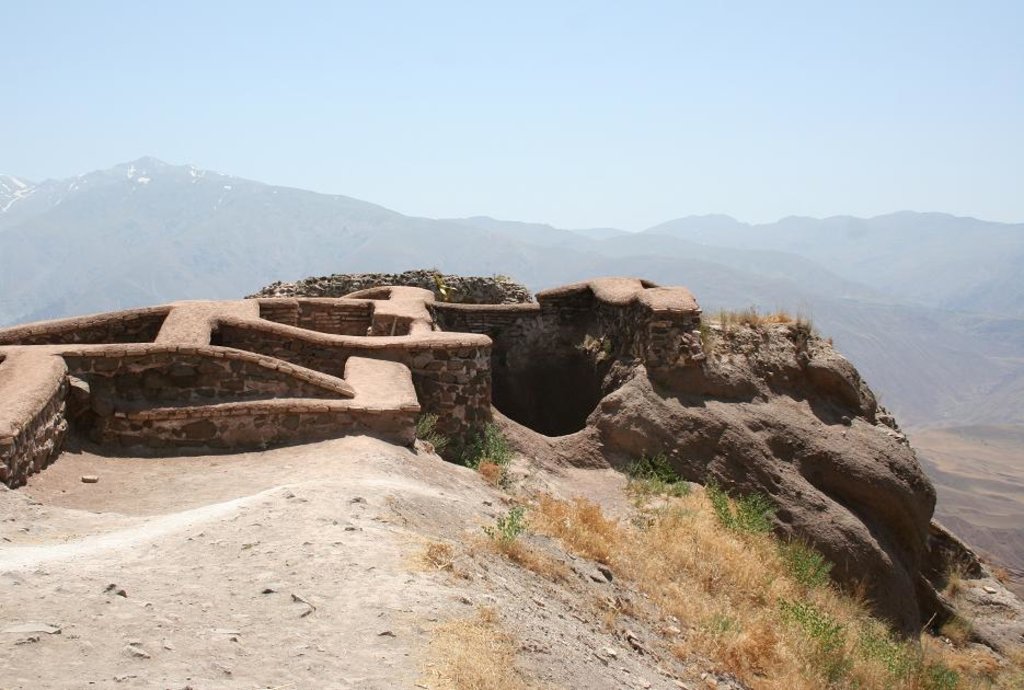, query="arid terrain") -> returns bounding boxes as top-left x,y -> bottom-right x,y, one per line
911,424 -> 1024,593
0,436 -> 726,690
